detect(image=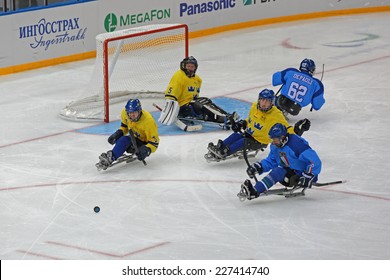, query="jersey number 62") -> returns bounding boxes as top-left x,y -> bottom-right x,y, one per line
287,82 -> 307,102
